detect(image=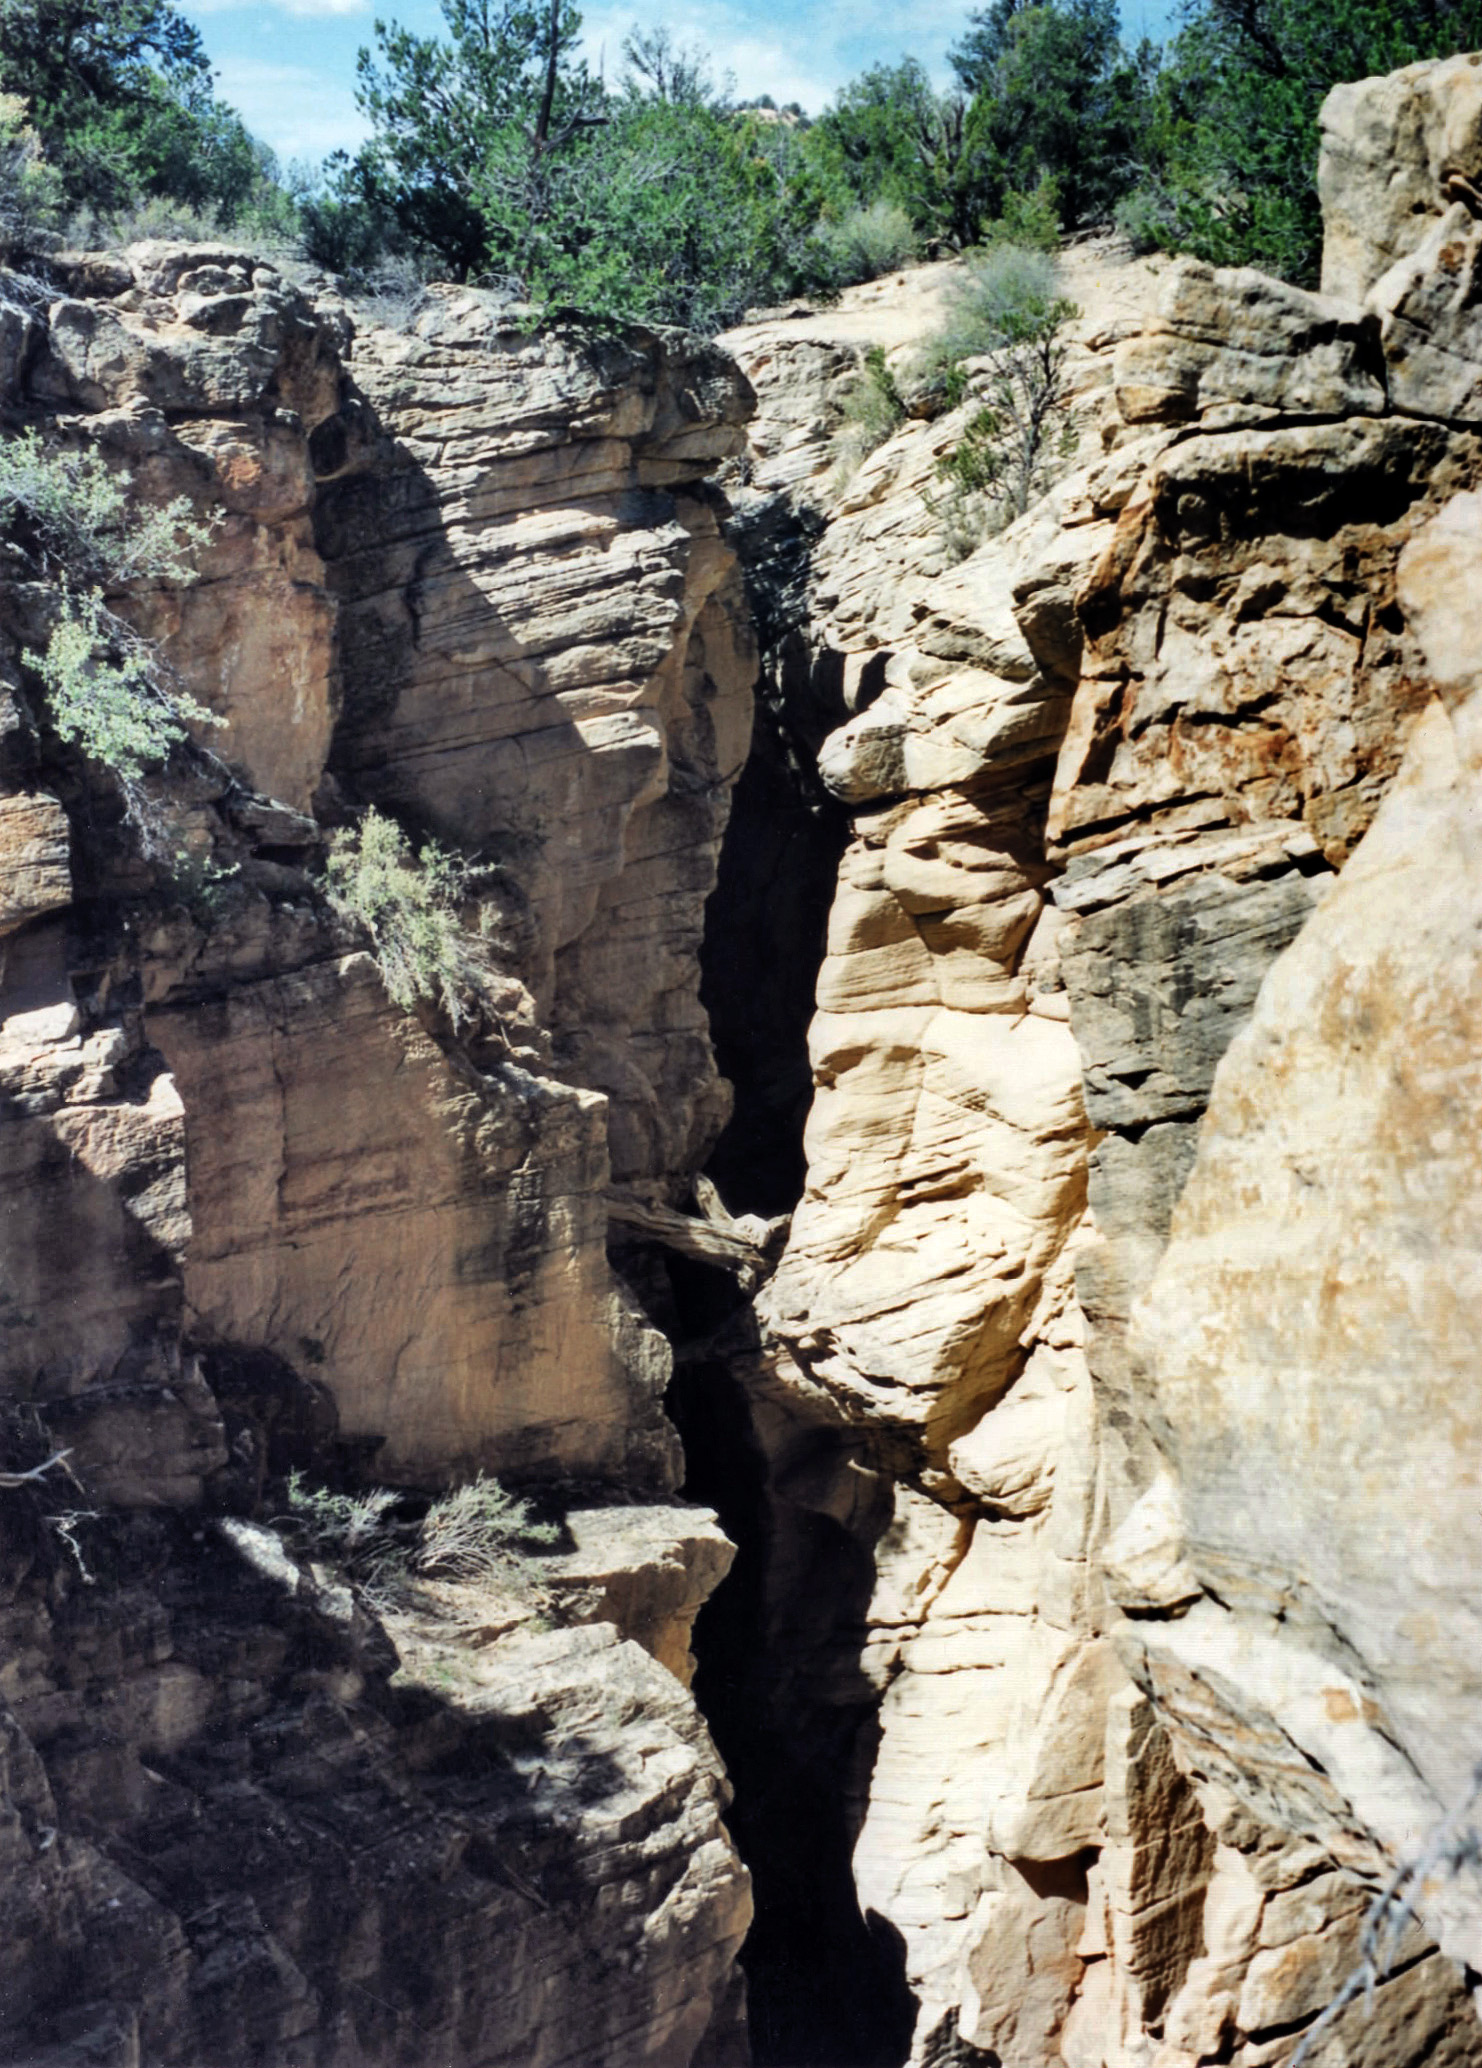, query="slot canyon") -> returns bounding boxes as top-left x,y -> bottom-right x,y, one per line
2,47 -> 1482,2068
